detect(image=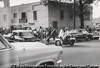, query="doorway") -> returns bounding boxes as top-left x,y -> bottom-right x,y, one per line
52,21 -> 58,29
